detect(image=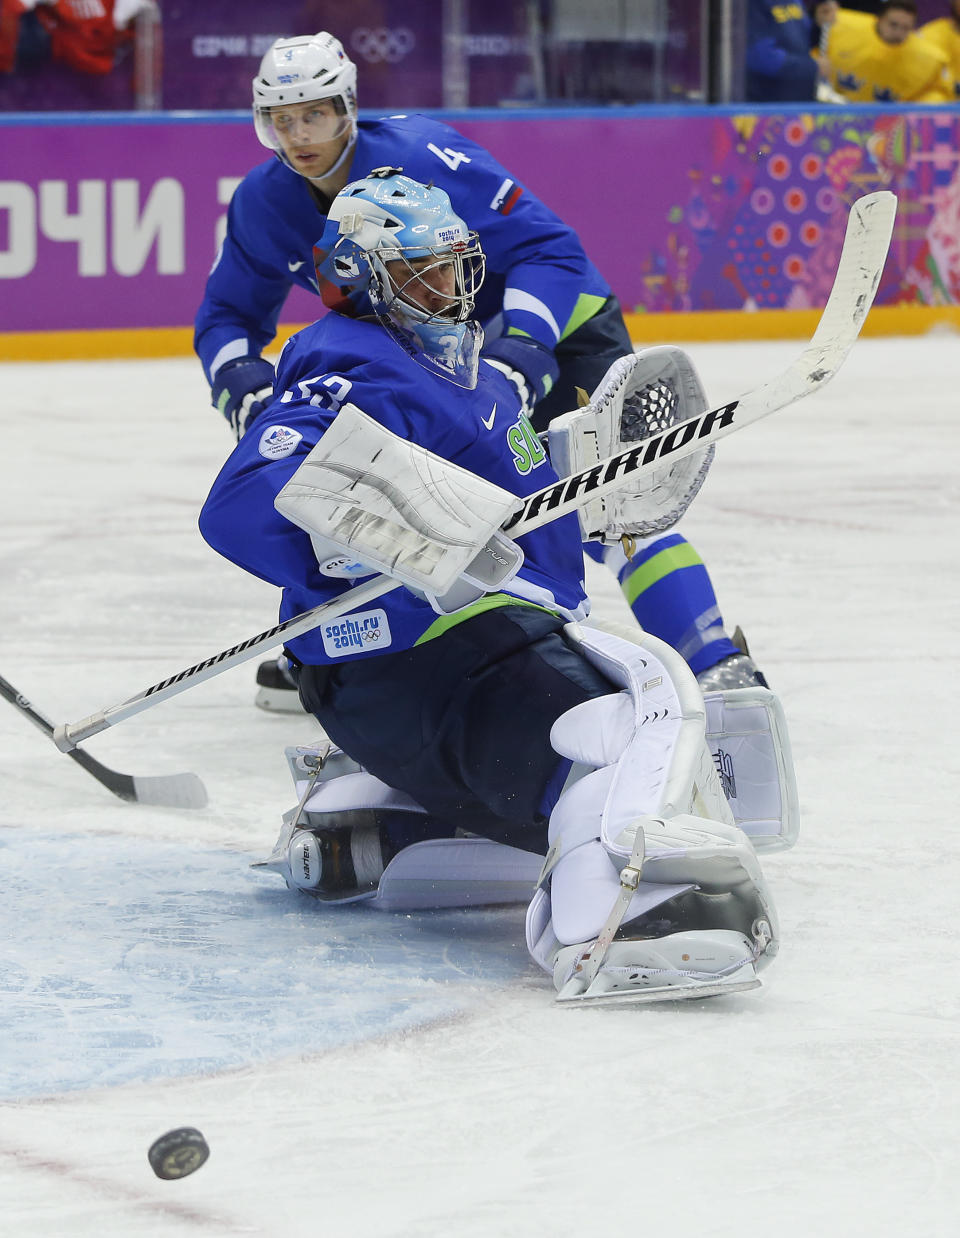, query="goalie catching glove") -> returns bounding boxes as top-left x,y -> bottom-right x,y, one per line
274,403 -> 524,614
547,346 -> 714,544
